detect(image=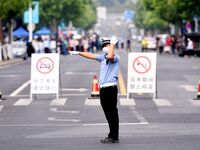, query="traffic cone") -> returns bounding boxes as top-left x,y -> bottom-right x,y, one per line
194,80 -> 200,100
0,90 -> 6,100
91,75 -> 100,97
